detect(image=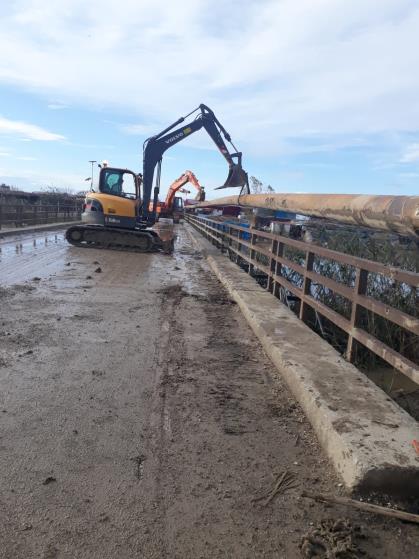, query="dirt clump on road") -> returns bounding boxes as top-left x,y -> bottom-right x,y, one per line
300,518 -> 364,558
